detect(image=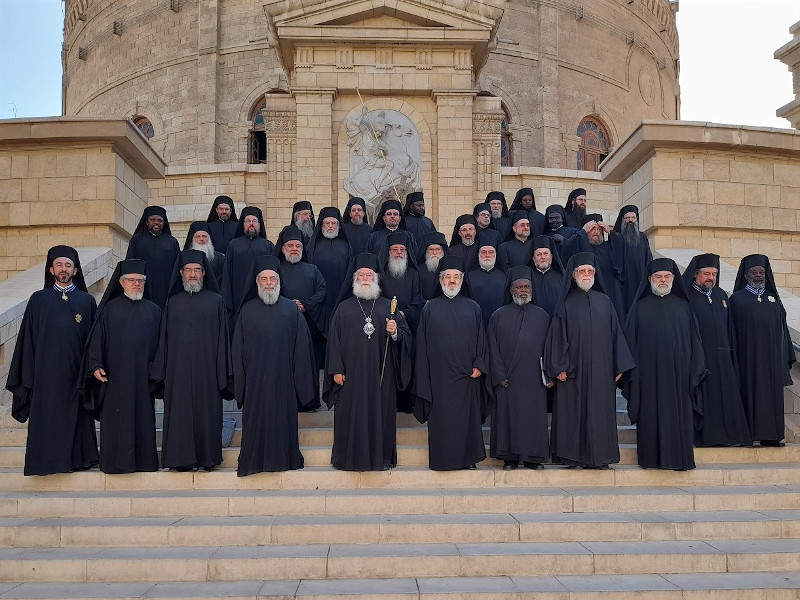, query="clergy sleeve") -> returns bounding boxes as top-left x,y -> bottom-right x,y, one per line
293,310 -> 318,409
215,298 -> 234,400
411,306 -> 433,424
322,306 -> 346,409
486,313 -> 510,389
6,303 -> 36,423
231,317 -> 247,410
390,313 -> 414,392
544,314 -> 572,379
